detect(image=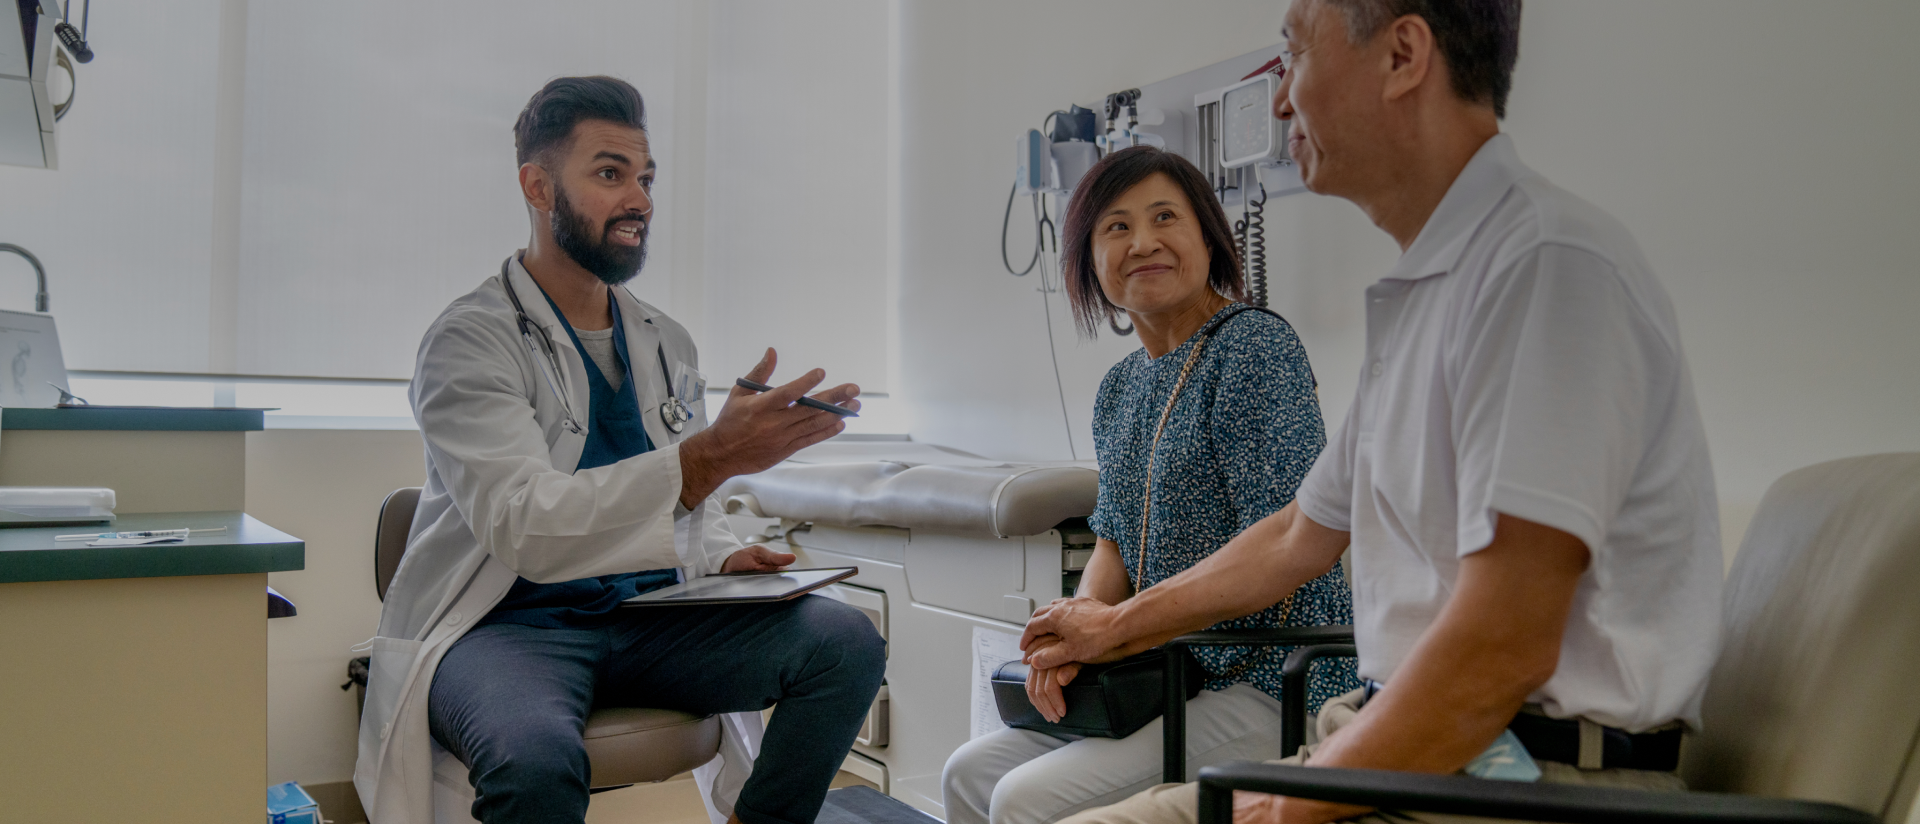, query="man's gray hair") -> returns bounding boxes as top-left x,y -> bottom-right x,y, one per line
1318,0 -> 1522,119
